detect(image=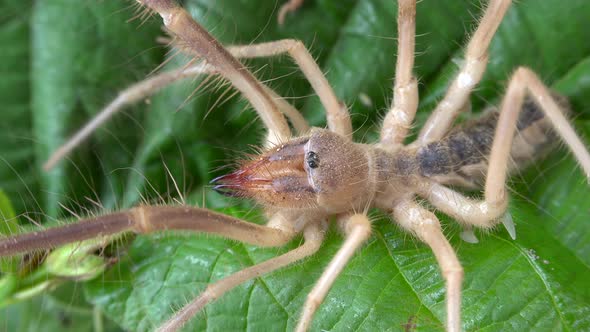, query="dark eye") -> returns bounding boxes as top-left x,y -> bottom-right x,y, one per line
306,151 -> 319,169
